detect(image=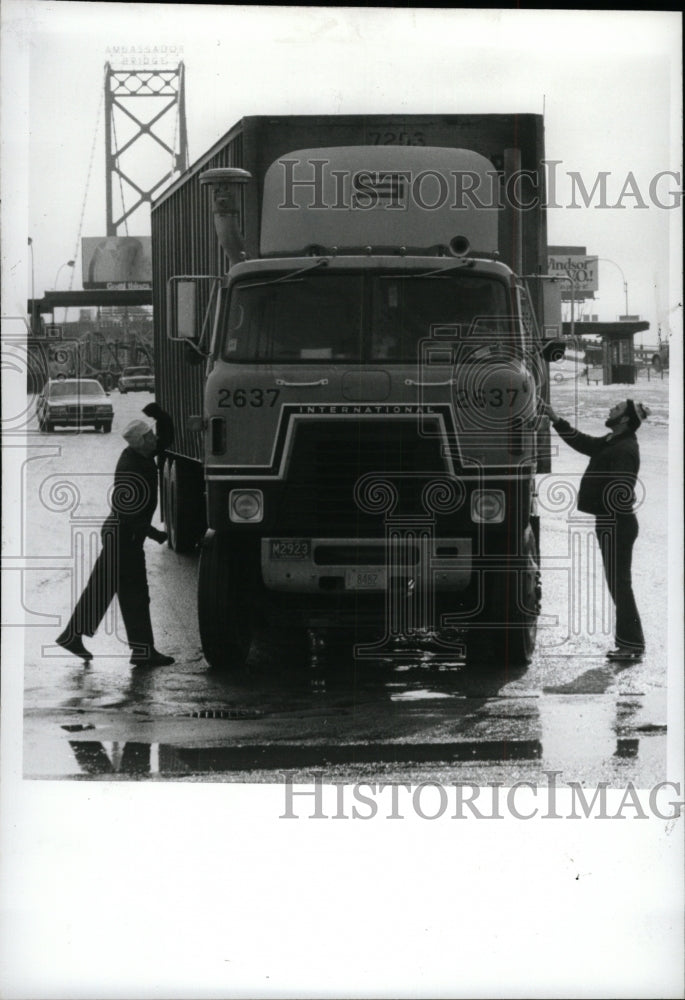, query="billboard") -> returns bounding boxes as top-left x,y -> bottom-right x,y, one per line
82,236 -> 152,289
547,246 -> 598,300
